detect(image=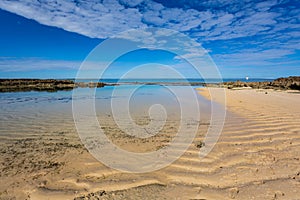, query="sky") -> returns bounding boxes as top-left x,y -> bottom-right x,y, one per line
0,0 -> 299,79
